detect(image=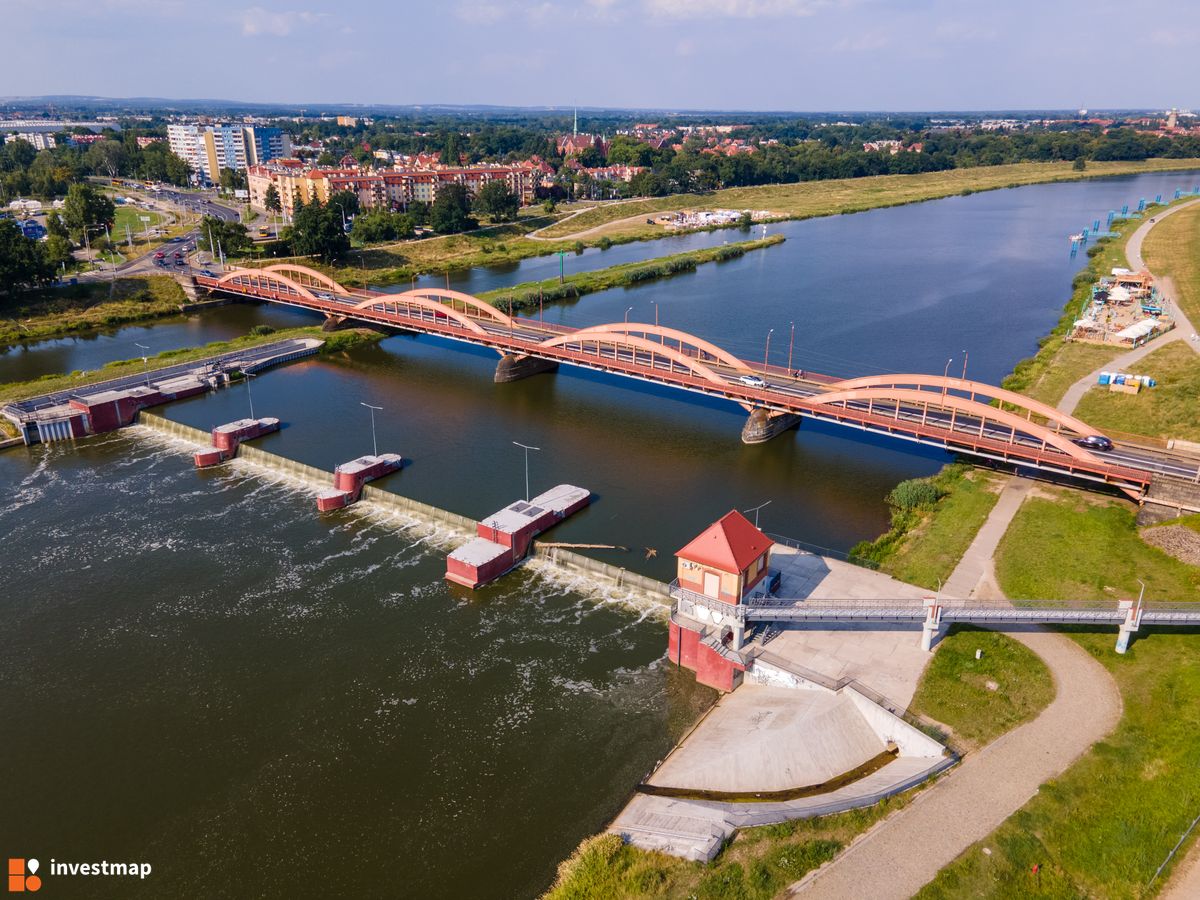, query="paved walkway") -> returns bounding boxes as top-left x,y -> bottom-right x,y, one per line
1059,197 -> 1200,414
788,475 -> 1124,899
